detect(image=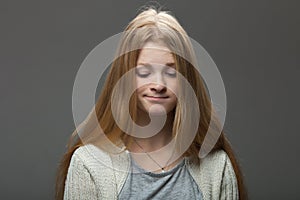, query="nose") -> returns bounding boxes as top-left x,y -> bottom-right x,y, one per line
150,84 -> 167,93
149,72 -> 167,93
150,73 -> 167,93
